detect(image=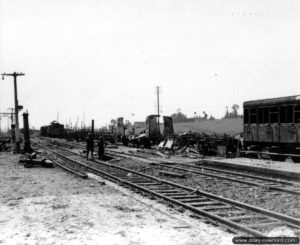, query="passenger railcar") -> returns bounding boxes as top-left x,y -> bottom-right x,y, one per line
243,95 -> 300,153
